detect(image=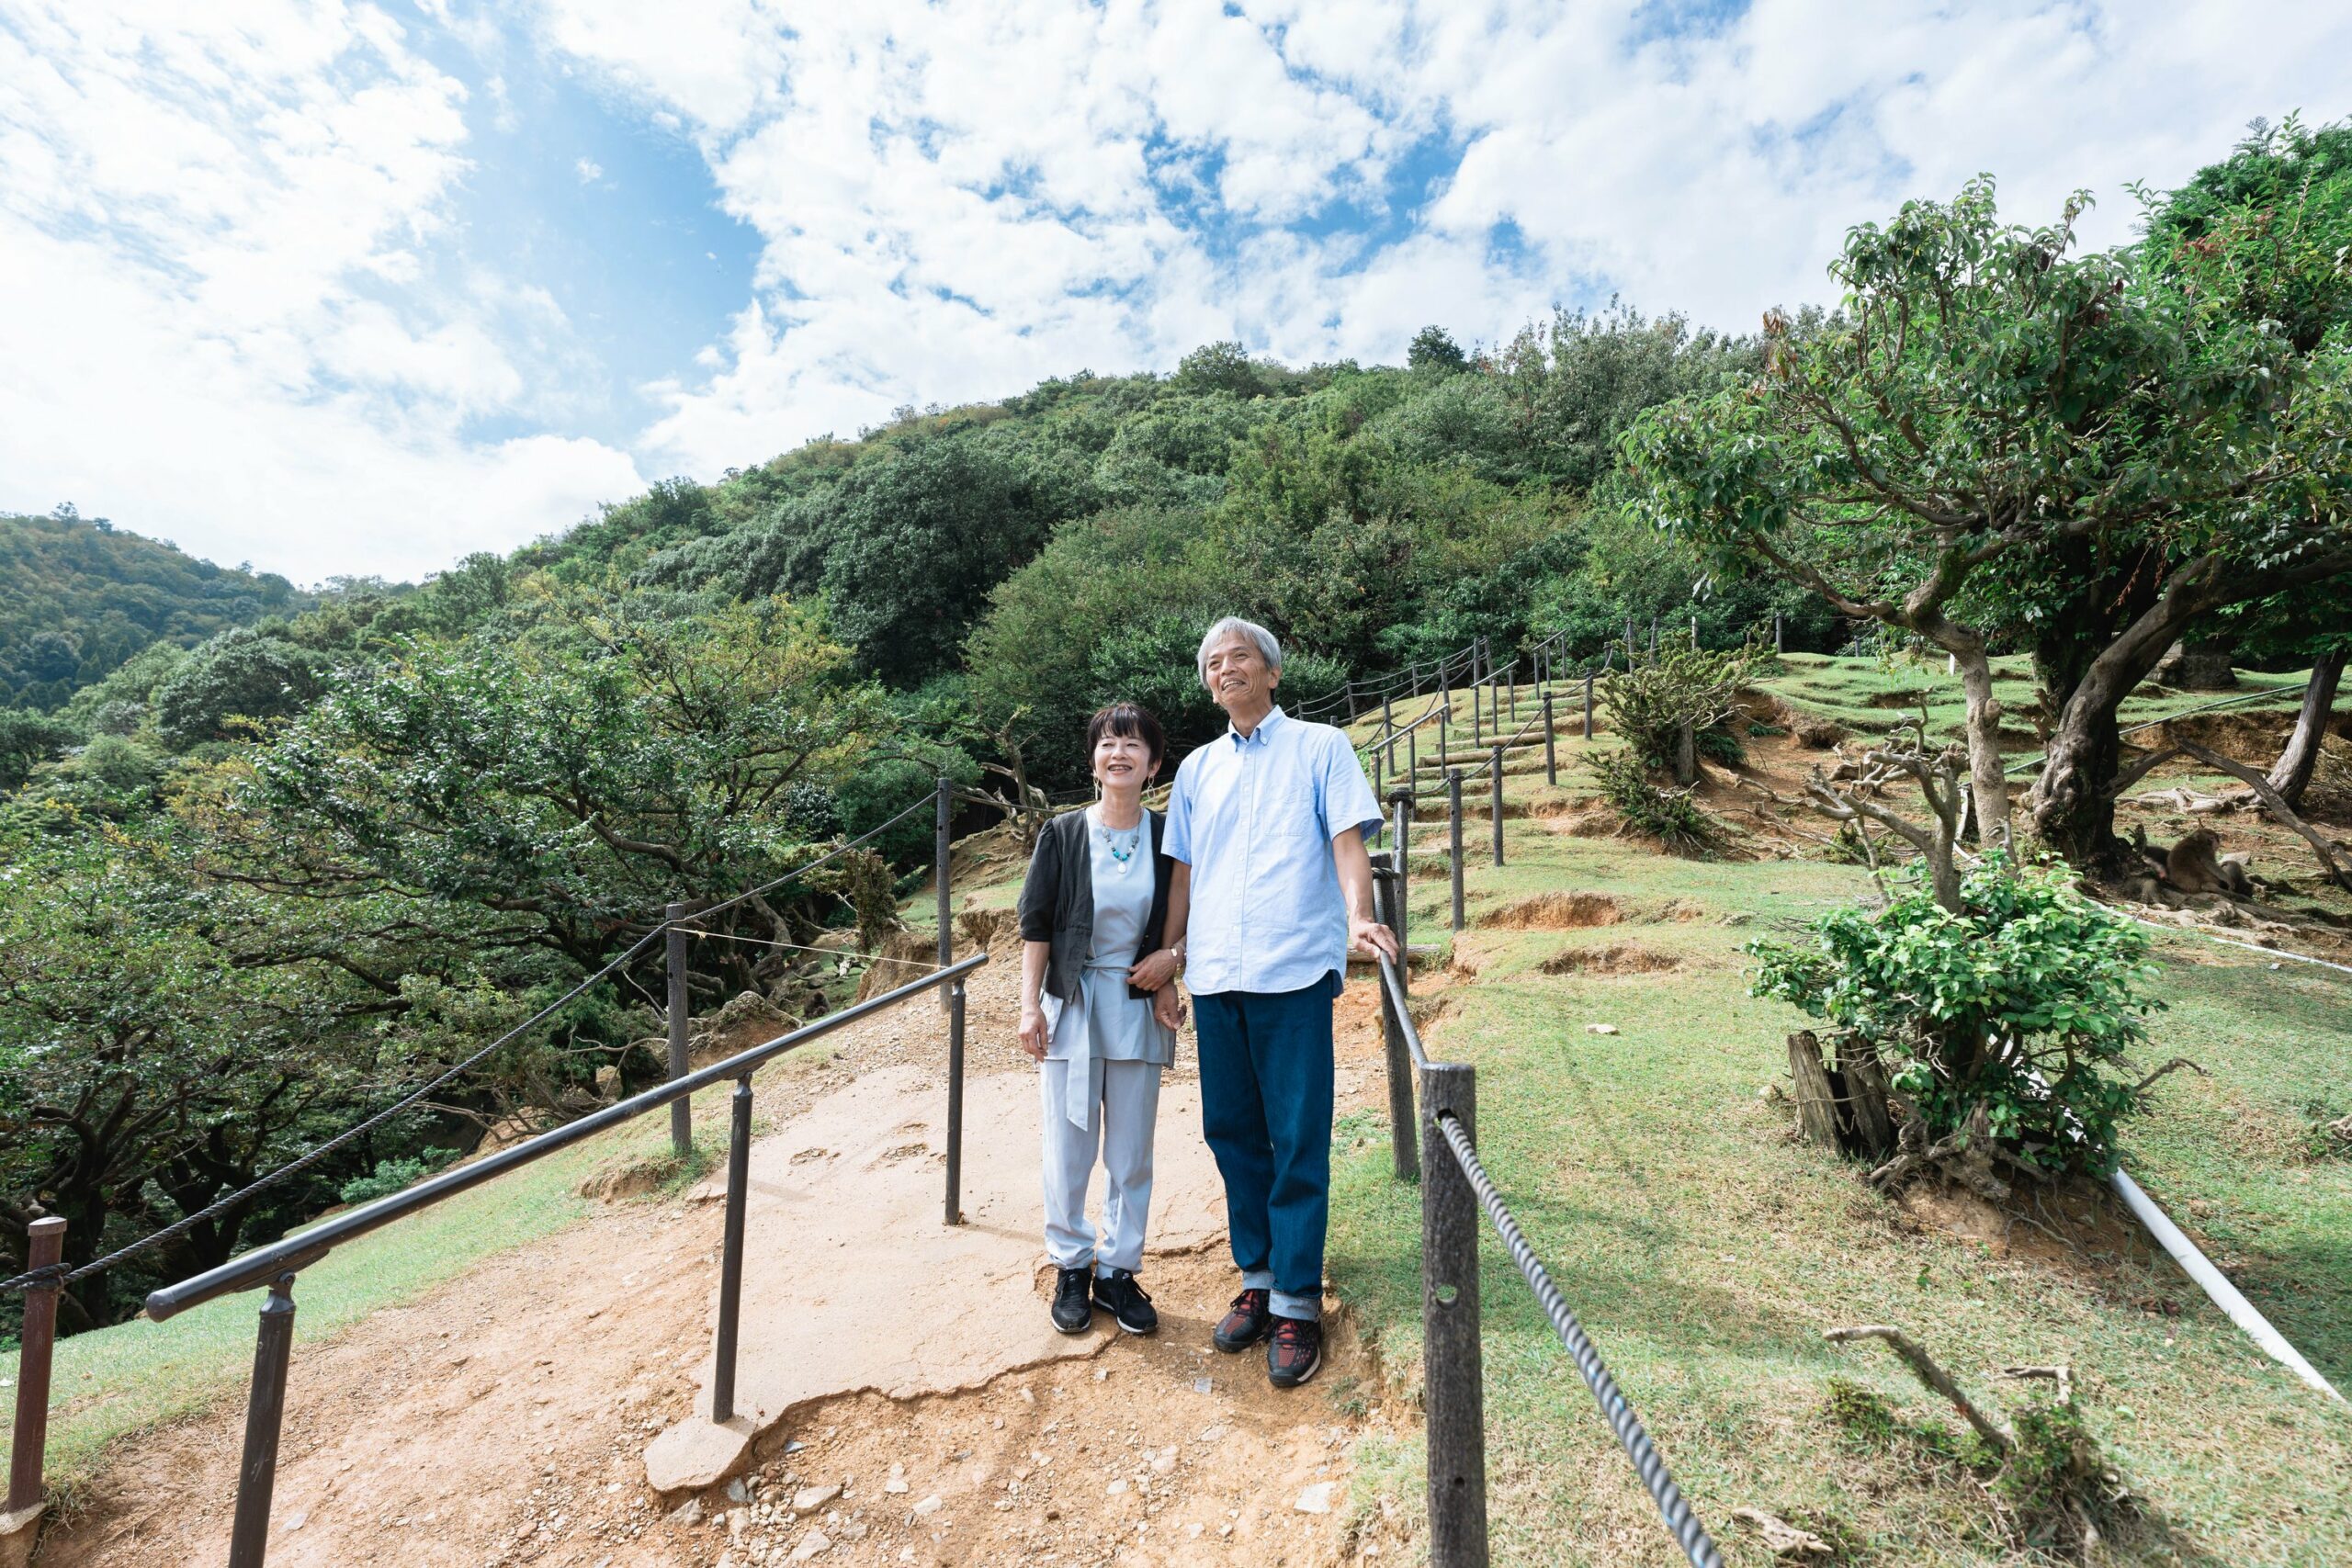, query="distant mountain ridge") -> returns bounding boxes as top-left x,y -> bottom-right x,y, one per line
0,507 -> 310,709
